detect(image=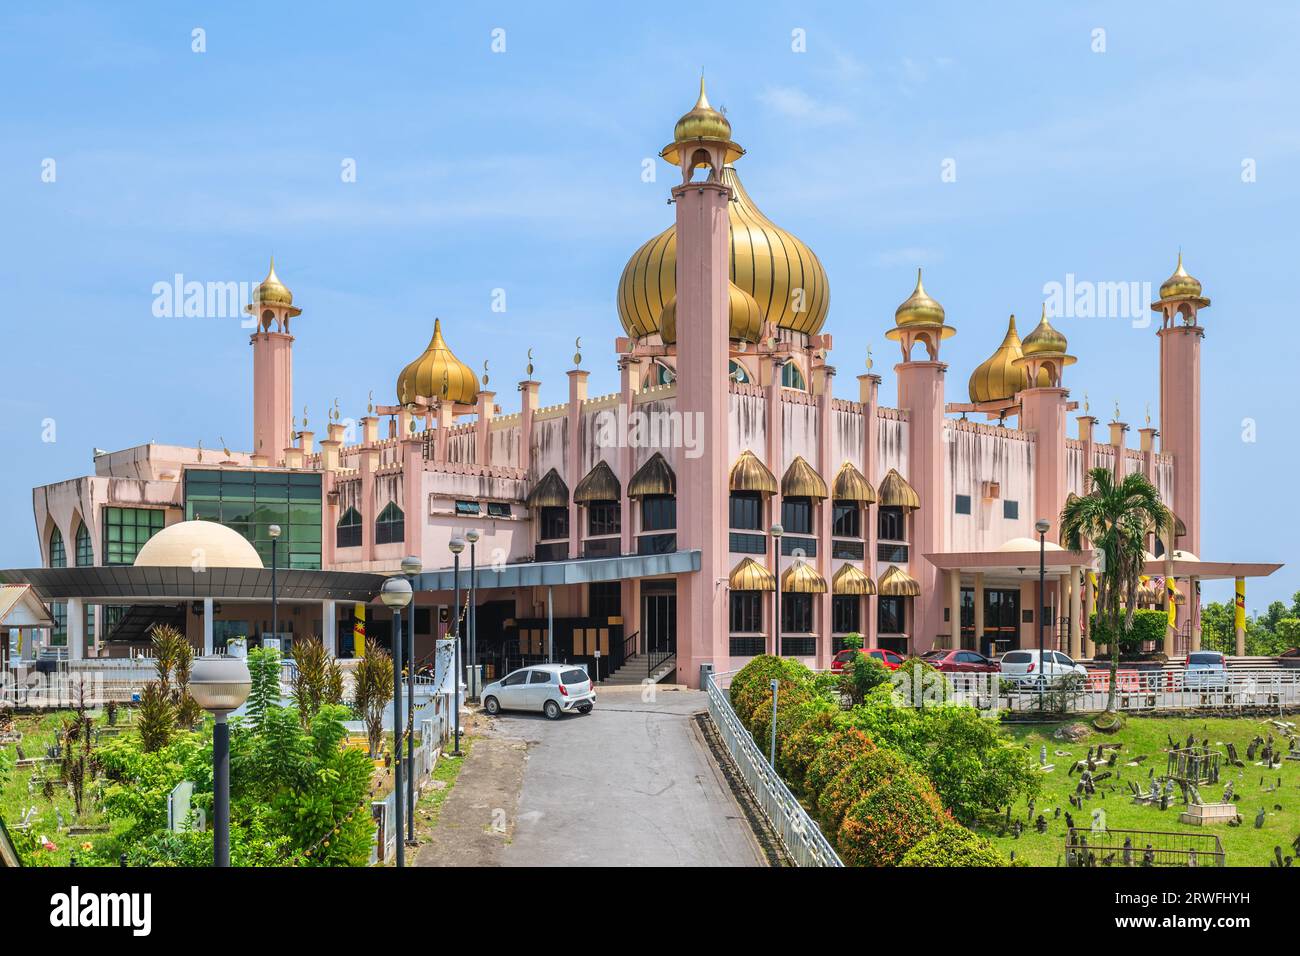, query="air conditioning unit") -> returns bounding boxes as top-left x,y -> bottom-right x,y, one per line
981,480 -> 1001,500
